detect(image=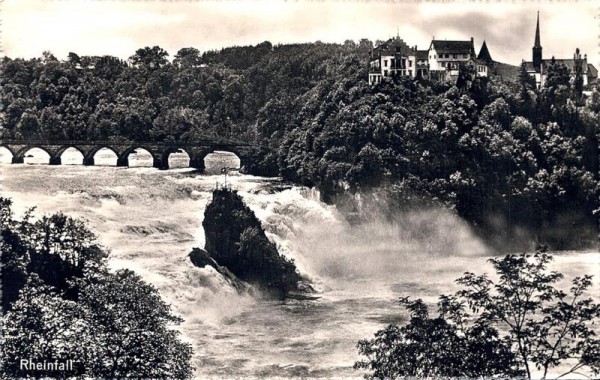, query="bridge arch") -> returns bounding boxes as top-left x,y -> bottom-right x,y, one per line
19,147 -> 52,165
56,146 -> 85,165
163,148 -> 191,169
200,150 -> 242,174
0,146 -> 15,164
120,146 -> 159,168
87,146 -> 119,166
